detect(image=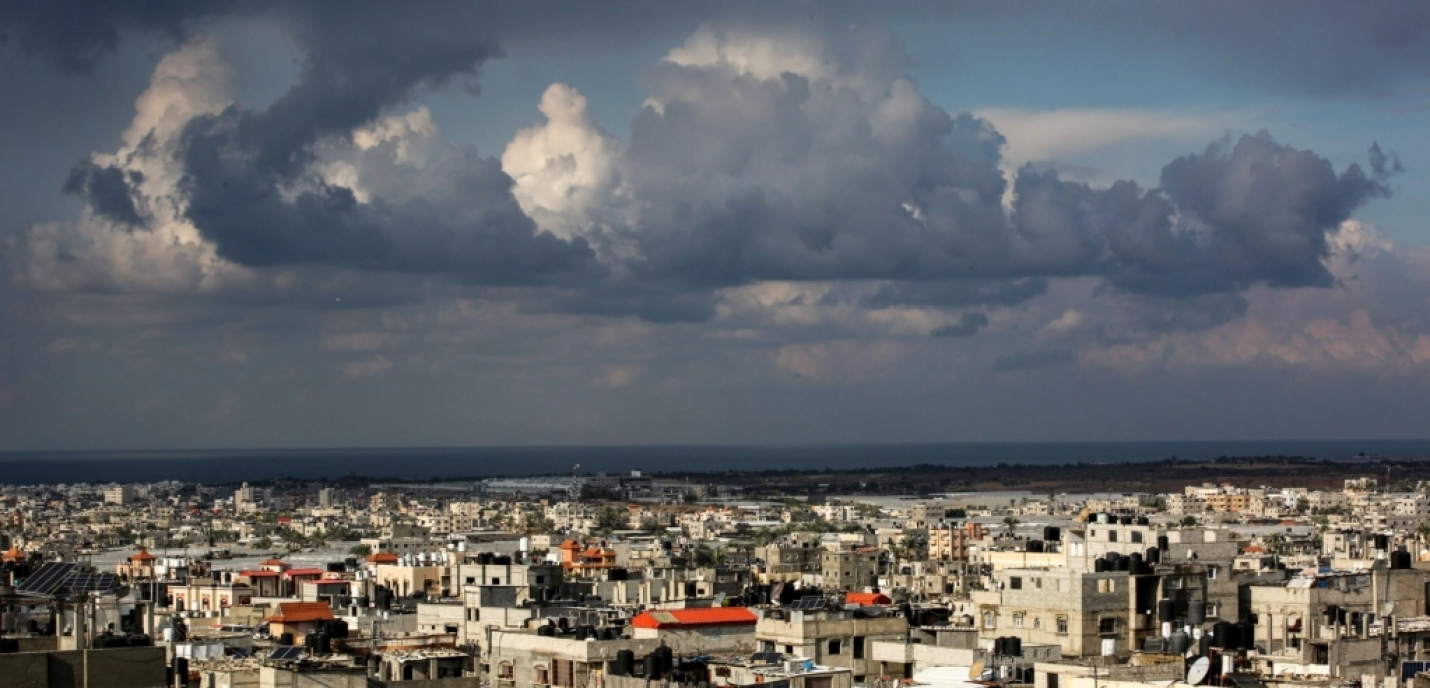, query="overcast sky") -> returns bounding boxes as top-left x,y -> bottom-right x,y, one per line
3,1 -> 1430,451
